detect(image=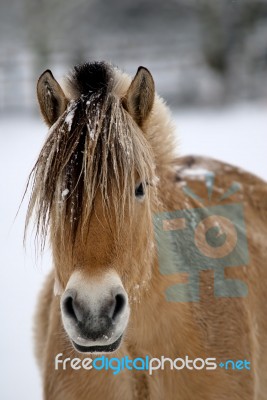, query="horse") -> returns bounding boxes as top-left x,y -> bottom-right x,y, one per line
26,61 -> 267,399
